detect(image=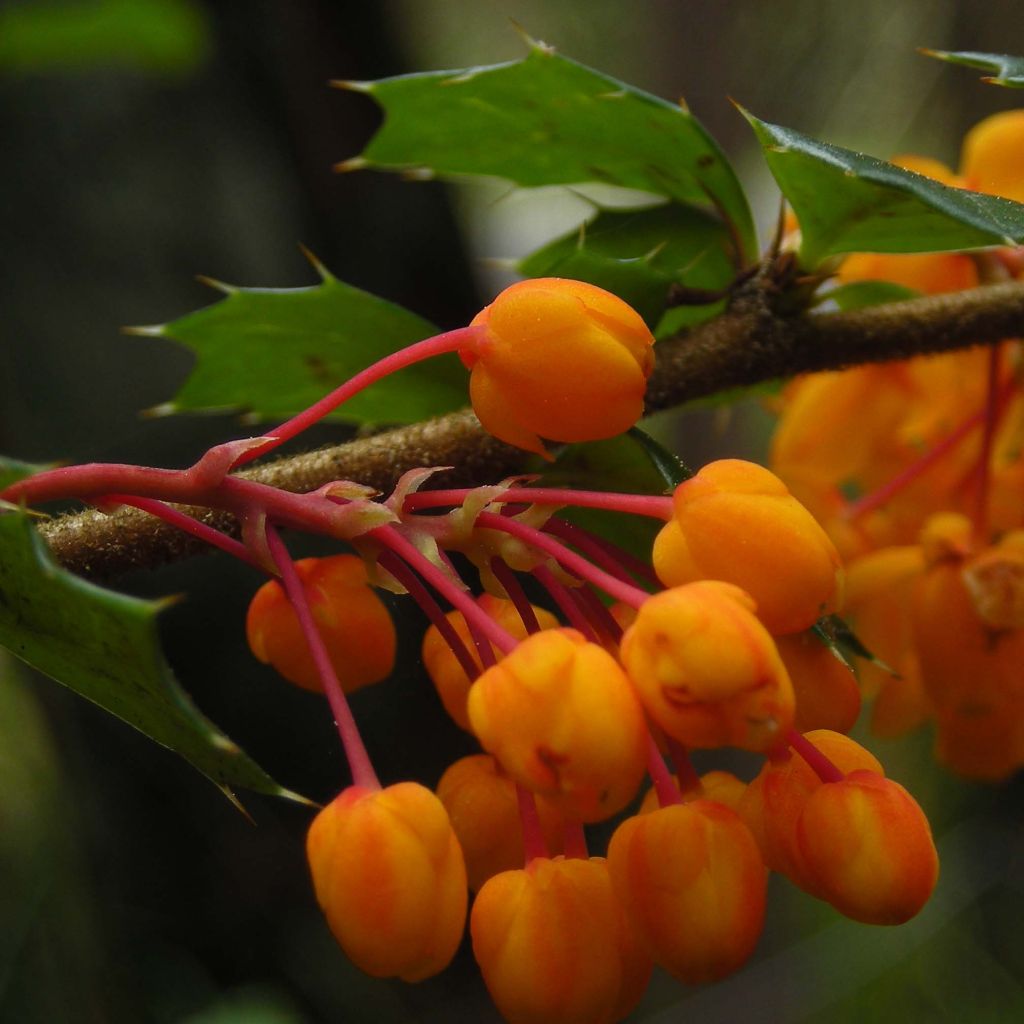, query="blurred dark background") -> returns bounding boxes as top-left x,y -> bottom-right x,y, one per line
1,2 -> 1023,1022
